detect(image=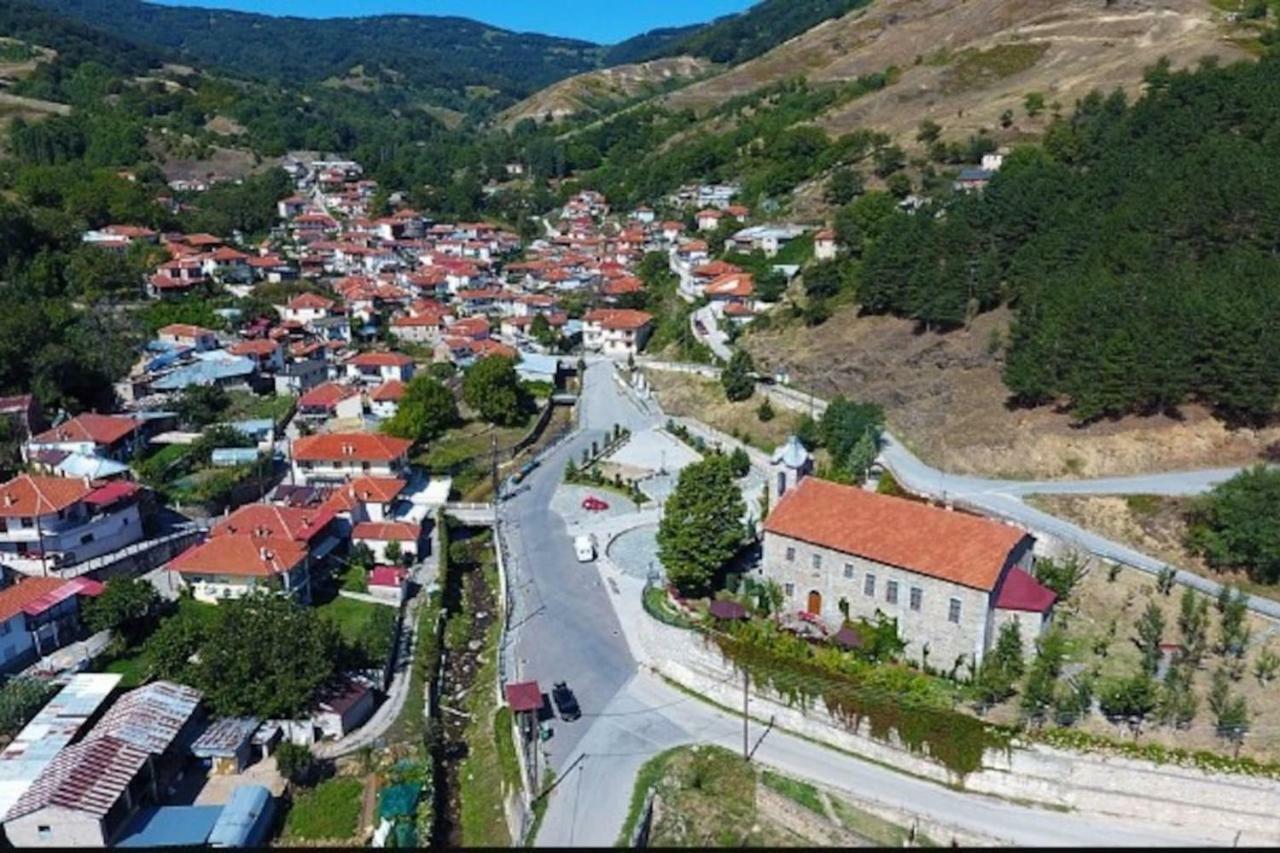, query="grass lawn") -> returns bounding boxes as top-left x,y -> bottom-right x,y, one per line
457,561 -> 512,847
759,768 -> 824,814
224,389 -> 296,425
316,595 -> 384,646
283,777 -> 363,842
